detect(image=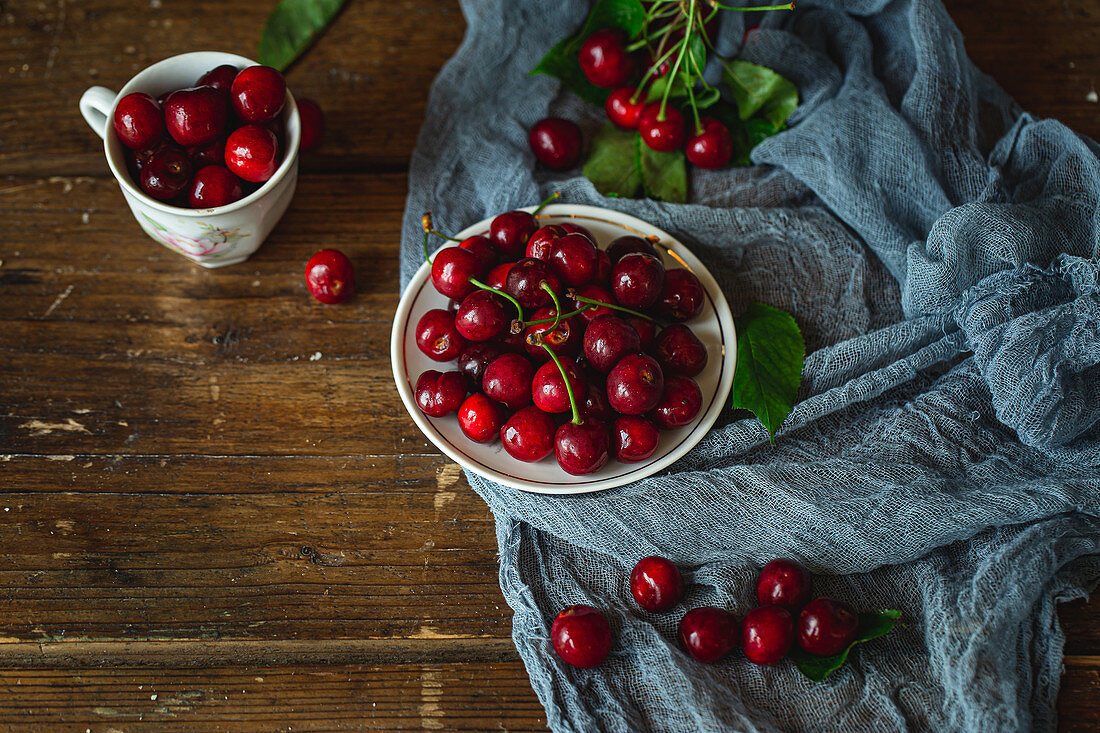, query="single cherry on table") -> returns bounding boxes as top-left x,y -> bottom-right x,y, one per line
630,556 -> 684,612
528,117 -> 582,171
551,605 -> 612,669
678,606 -> 739,664
742,605 -> 795,666
305,249 -> 356,304
756,558 -> 813,611
798,597 -> 859,656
